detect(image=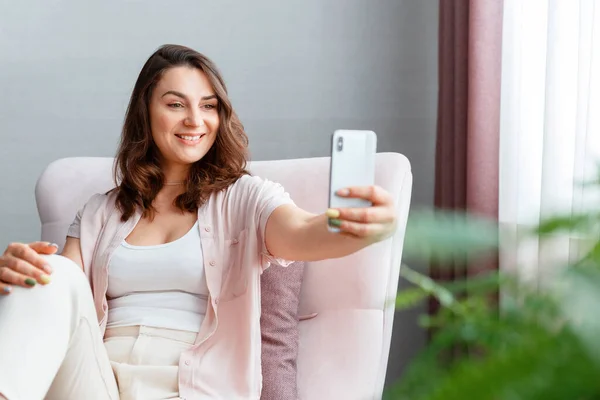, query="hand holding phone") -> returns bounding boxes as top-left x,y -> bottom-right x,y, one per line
328,130 -> 377,232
